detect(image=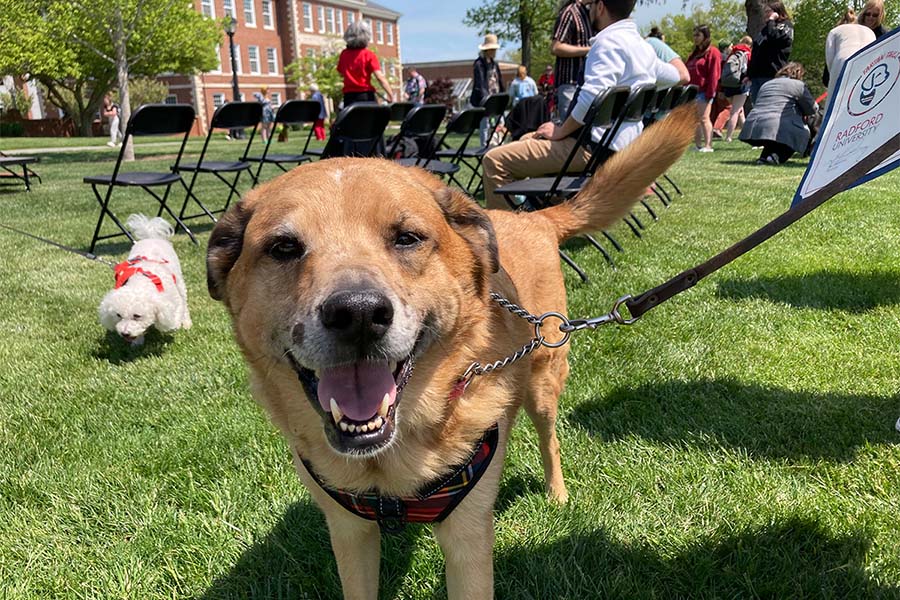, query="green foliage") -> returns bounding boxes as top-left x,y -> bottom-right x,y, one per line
0,121 -> 24,136
0,0 -> 219,135
423,77 -> 455,109
123,77 -> 169,108
792,0 -> 900,97
0,88 -> 31,114
463,0 -> 558,73
648,0 -> 749,58
285,38 -> 344,107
